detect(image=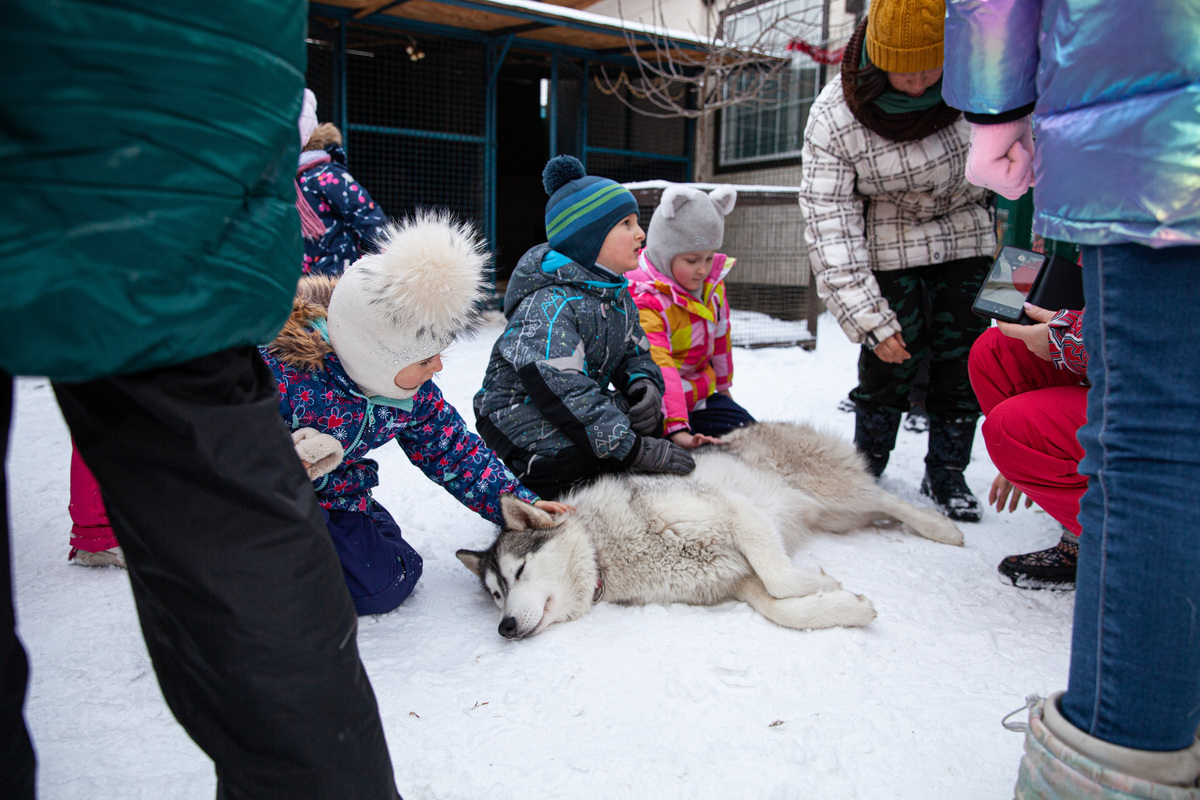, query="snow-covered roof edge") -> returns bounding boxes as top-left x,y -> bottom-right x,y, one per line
456,0 -> 721,47
624,179 -> 801,194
